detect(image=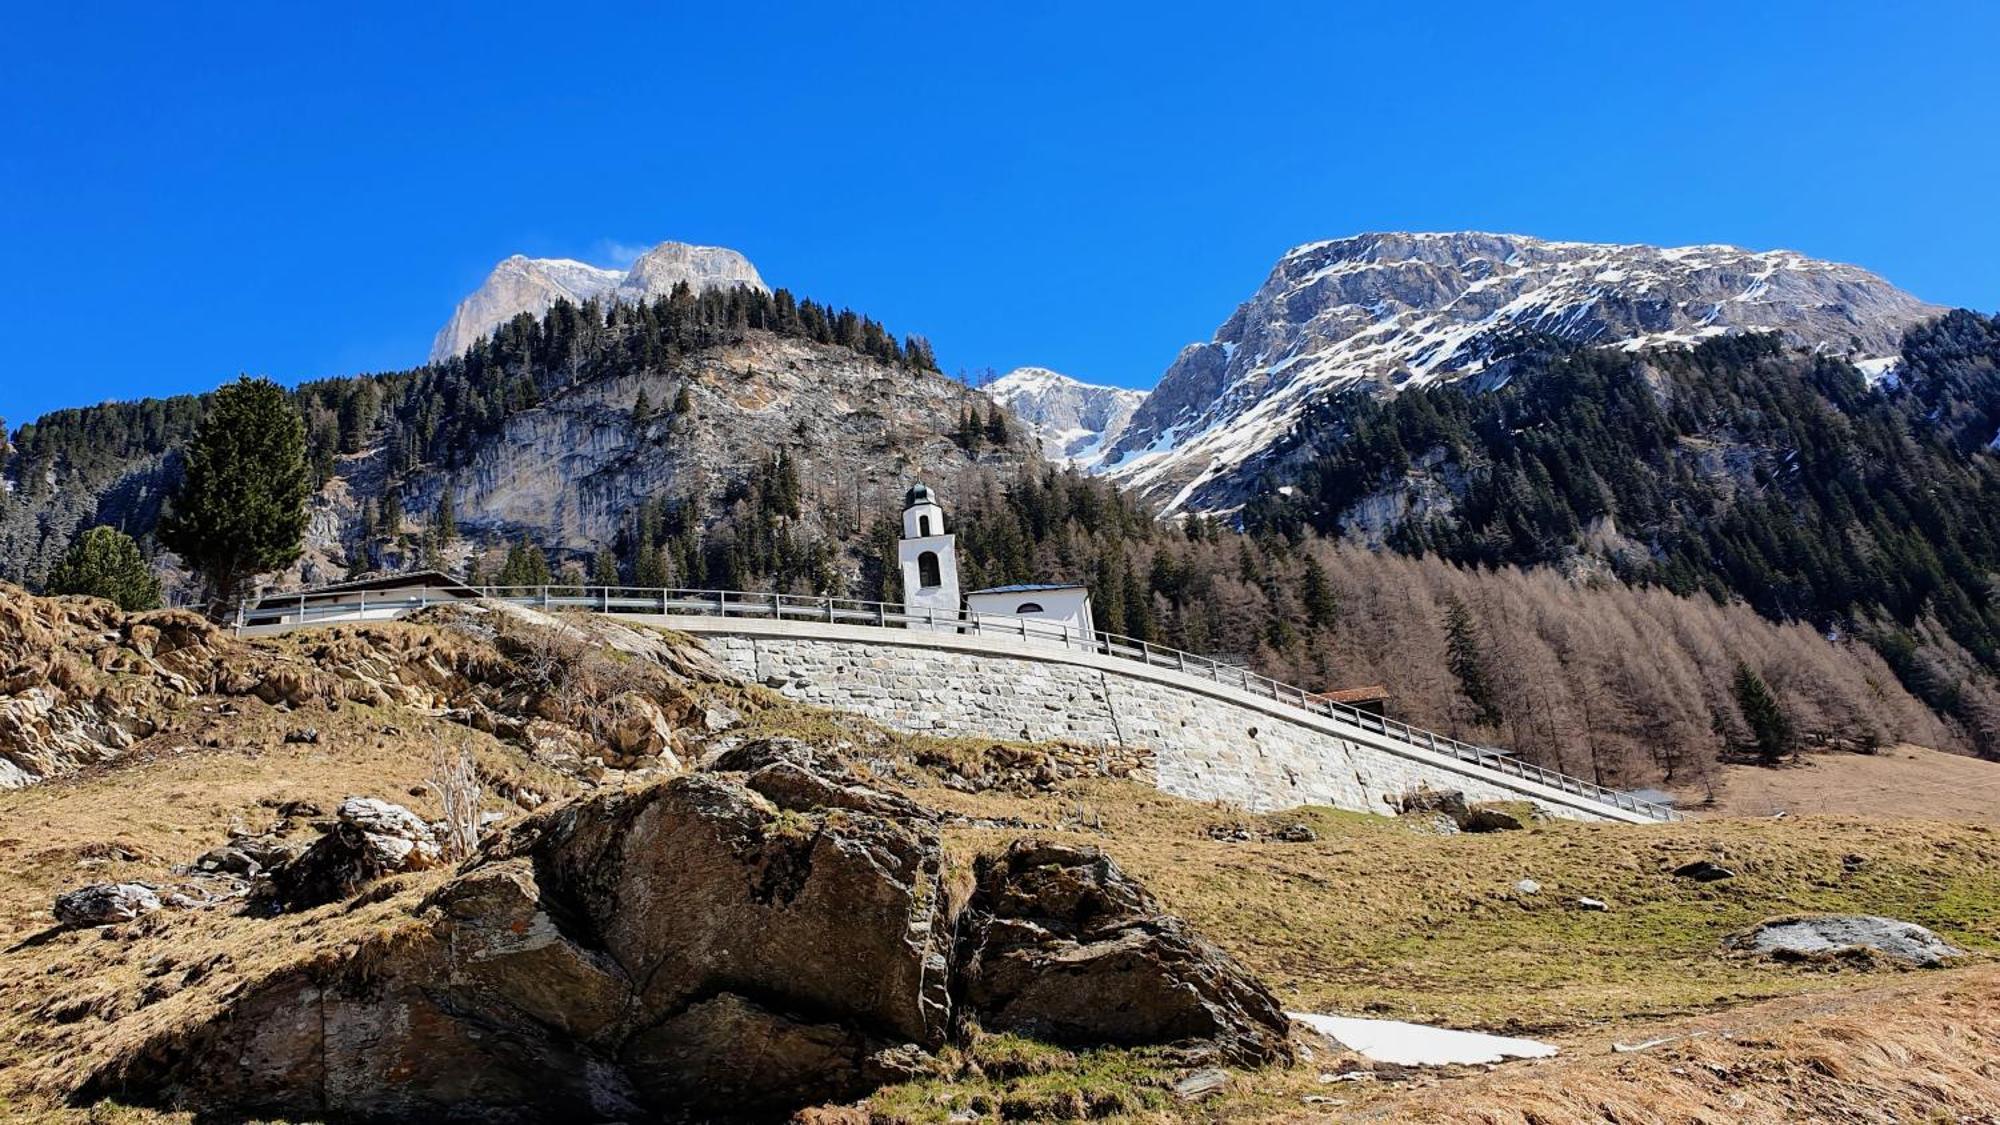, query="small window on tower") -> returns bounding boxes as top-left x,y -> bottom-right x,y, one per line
1015,602 -> 1044,614
919,514 -> 933,537
918,551 -> 941,589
